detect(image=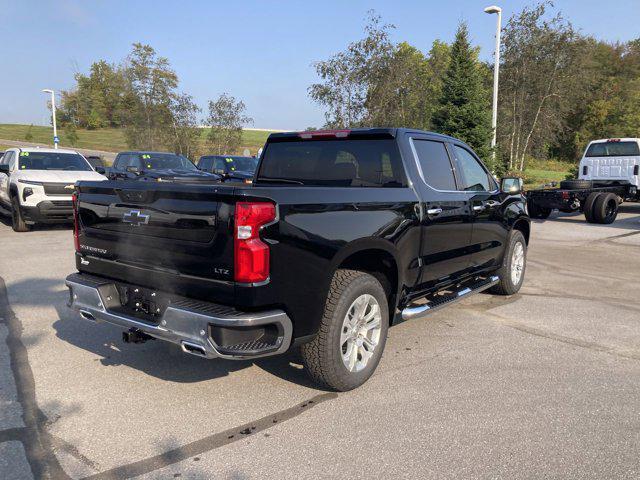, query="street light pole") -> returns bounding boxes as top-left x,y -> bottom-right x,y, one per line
42,89 -> 58,149
484,5 -> 502,161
